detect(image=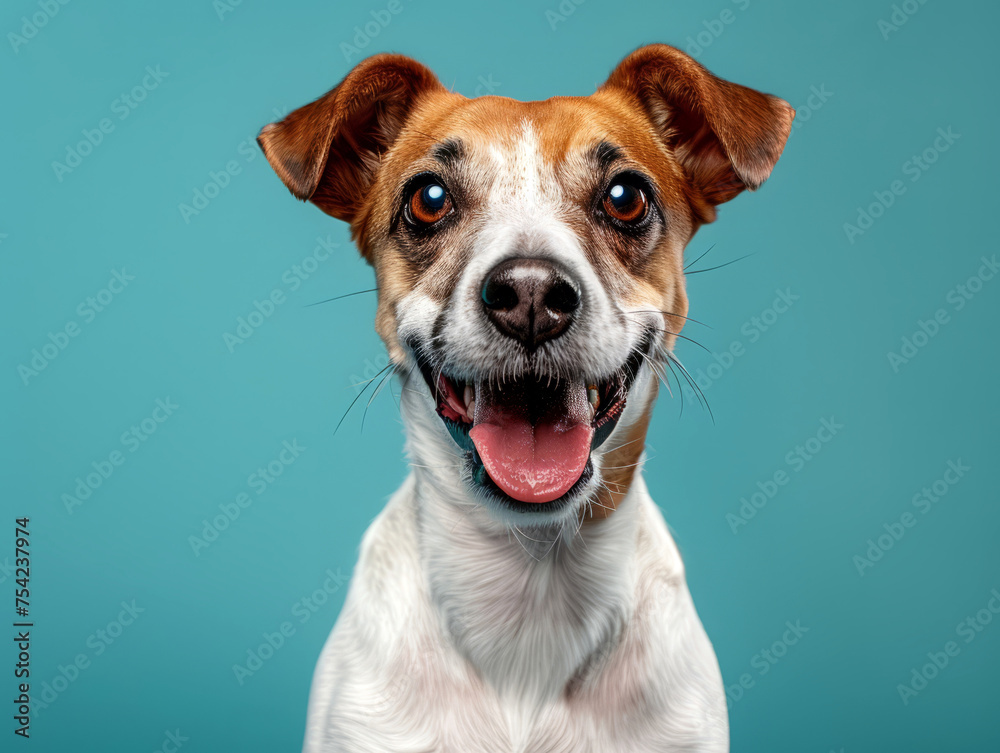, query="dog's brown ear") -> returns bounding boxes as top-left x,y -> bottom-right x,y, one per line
600,44 -> 793,221
258,54 -> 444,223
